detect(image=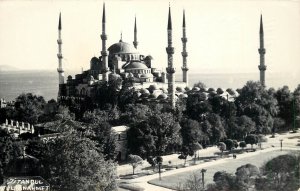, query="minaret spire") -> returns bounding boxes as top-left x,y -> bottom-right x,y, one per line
258,14 -> 266,87
133,16 -> 138,49
181,10 -> 188,85
166,5 -> 176,109
57,12 -> 64,97
101,3 -> 109,82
